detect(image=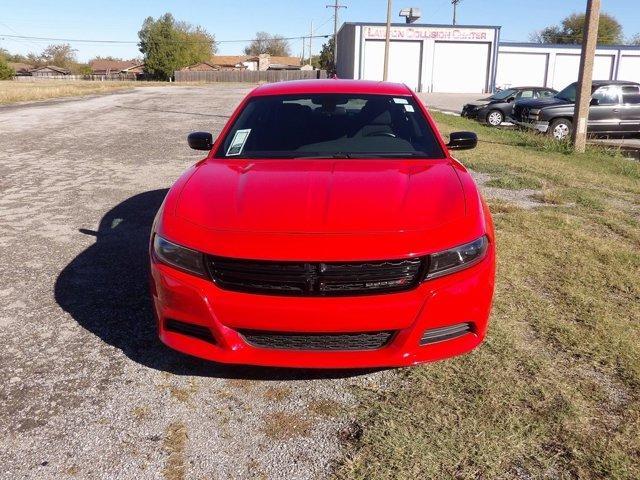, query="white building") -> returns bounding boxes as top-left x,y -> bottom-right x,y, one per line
337,22 -> 501,93
497,43 -> 640,91
336,22 -> 640,93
